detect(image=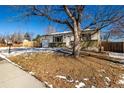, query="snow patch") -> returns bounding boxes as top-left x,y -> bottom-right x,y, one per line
56,75 -> 67,79
109,52 -> 124,59
44,81 -> 53,88
75,82 -> 85,88
56,75 -> 74,82
118,80 -> 124,84
104,77 -> 111,86
29,71 -> 35,75
91,85 -> 96,88
83,78 -> 89,81
75,80 -> 79,83
58,49 -> 72,54
105,77 -> 111,82
118,74 -> 124,84
0,47 -> 64,57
